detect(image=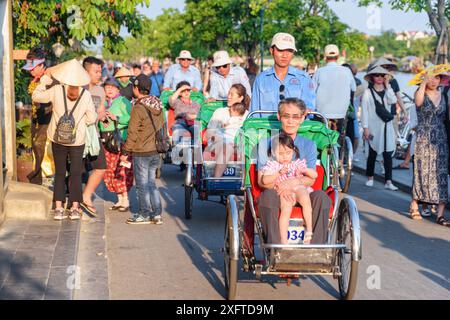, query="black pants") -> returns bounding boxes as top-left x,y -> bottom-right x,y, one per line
366,145 -> 392,182
258,189 -> 330,244
27,124 -> 49,185
52,142 -> 85,203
